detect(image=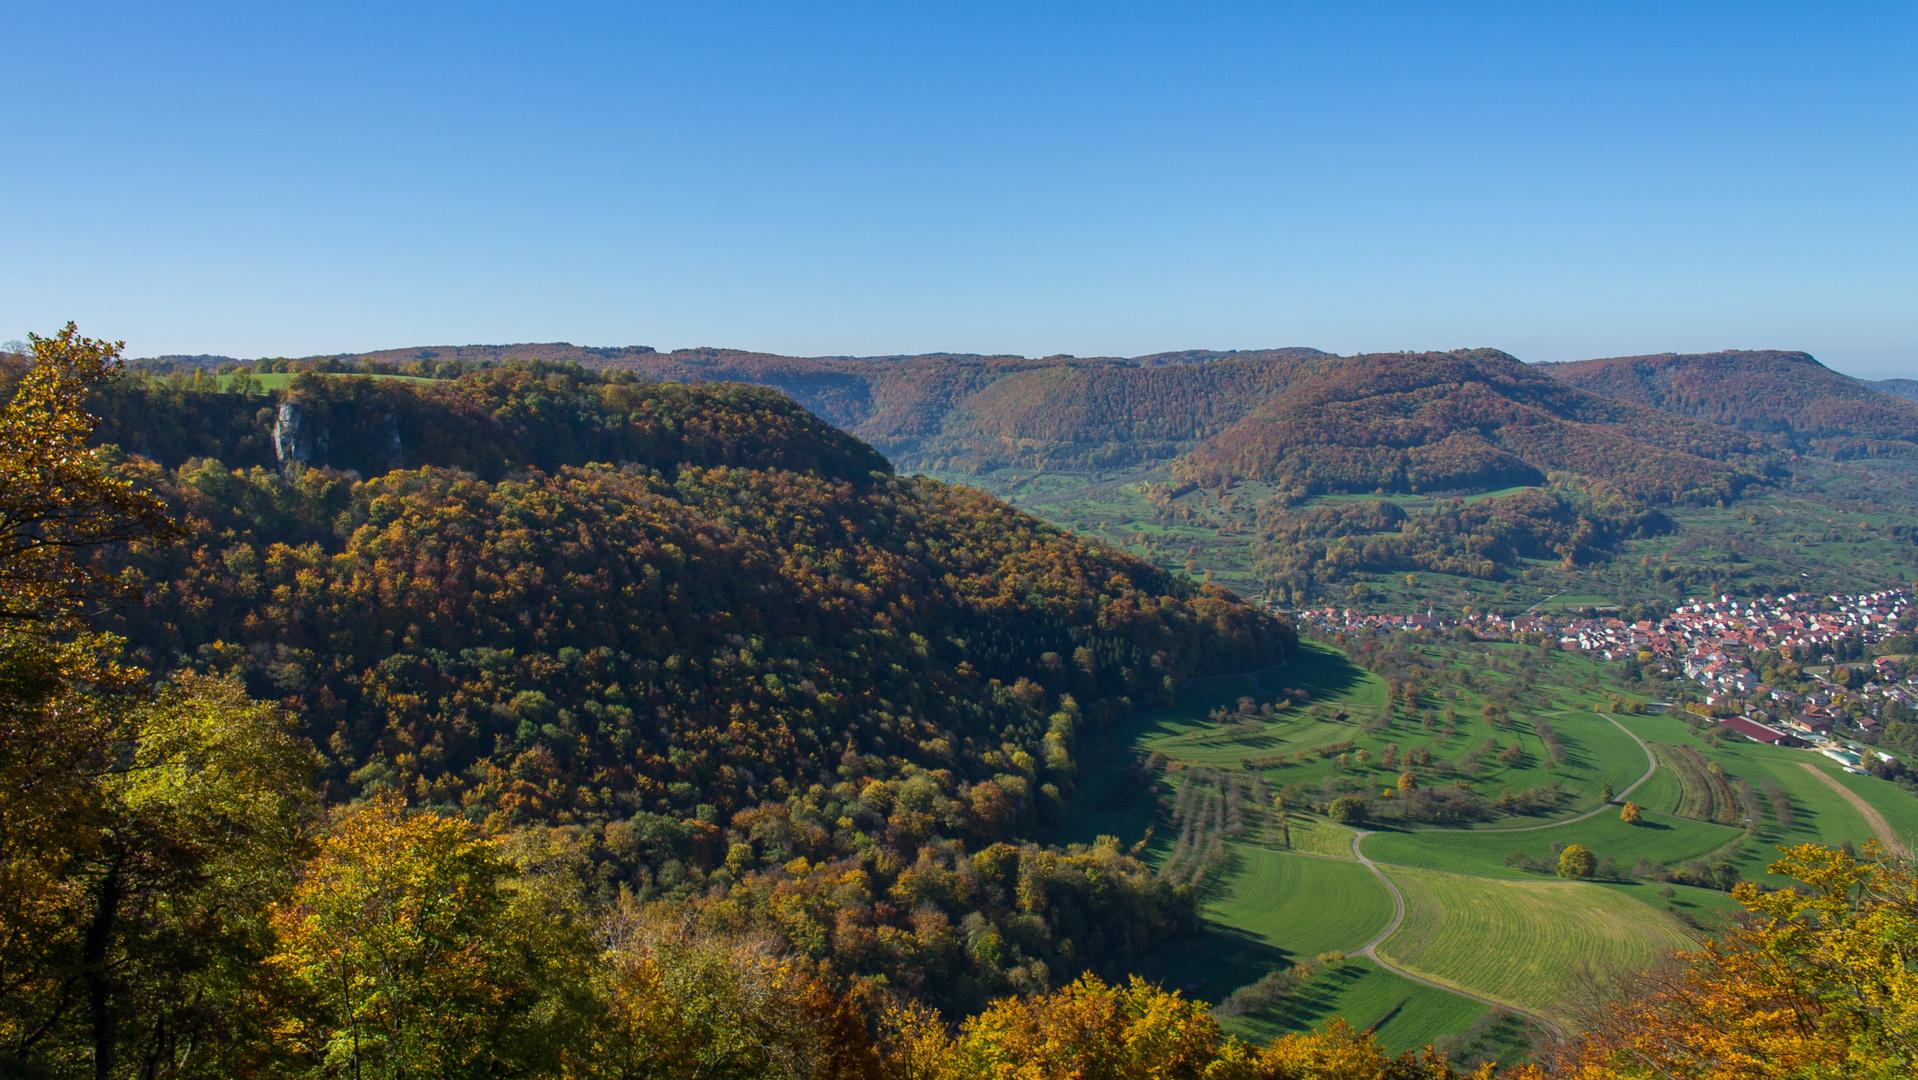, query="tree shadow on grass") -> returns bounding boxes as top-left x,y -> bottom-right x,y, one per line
1256,963 -> 1373,1028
